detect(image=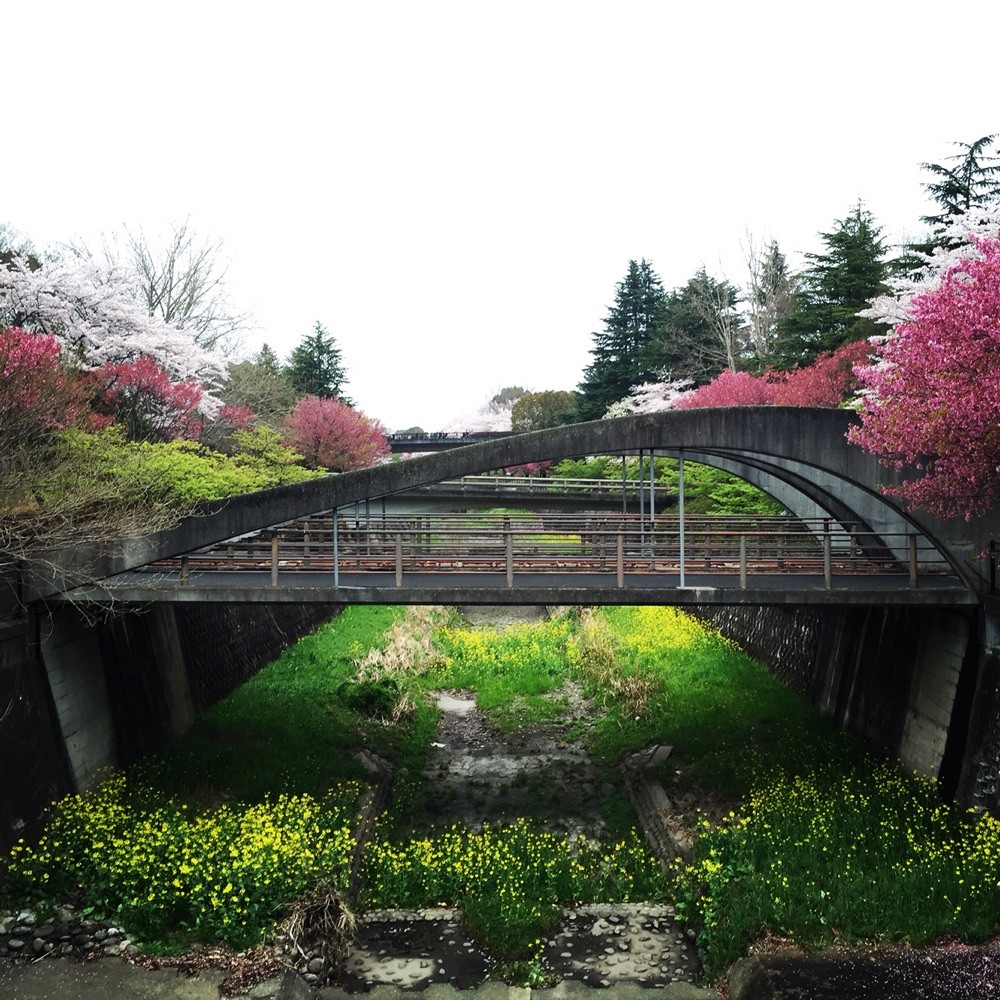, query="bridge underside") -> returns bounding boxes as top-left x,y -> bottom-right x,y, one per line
64,571 -> 975,607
